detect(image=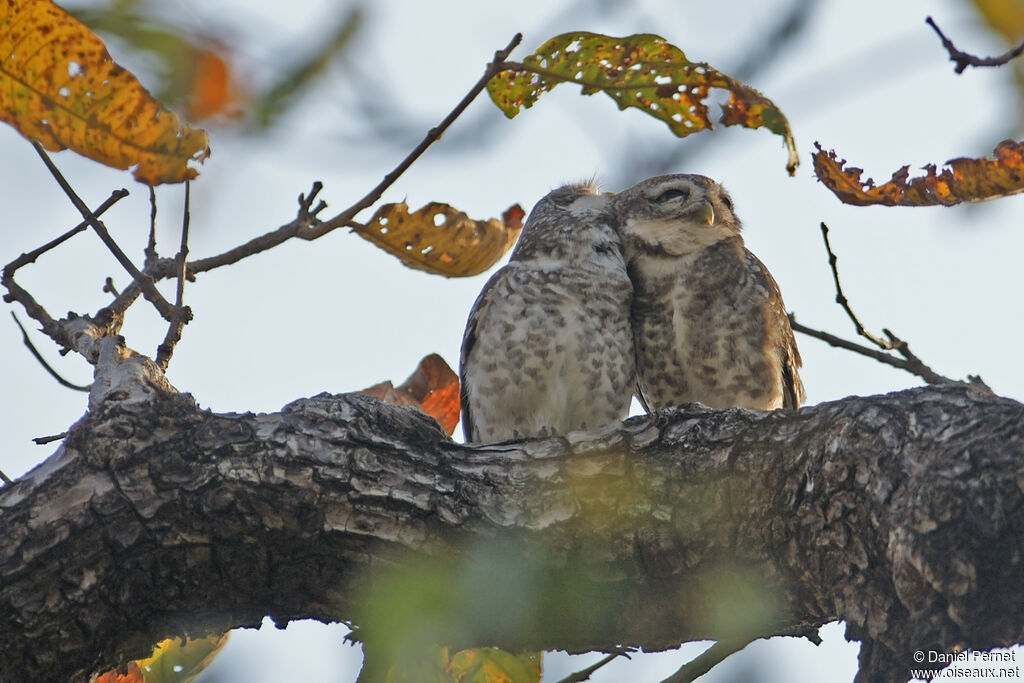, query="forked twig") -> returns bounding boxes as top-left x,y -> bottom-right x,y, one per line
819,222 -> 890,351
791,222 -> 977,387
2,190 -> 127,349
31,142 -> 176,321
314,33 -> 523,234
155,182 -> 194,369
926,16 -> 1024,74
